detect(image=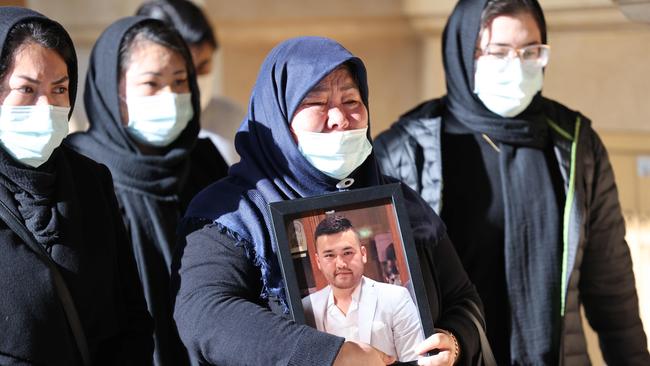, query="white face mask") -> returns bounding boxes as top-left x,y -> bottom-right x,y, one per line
126,93 -> 194,147
0,105 -> 69,168
294,127 -> 372,180
197,70 -> 215,112
474,57 -> 543,118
